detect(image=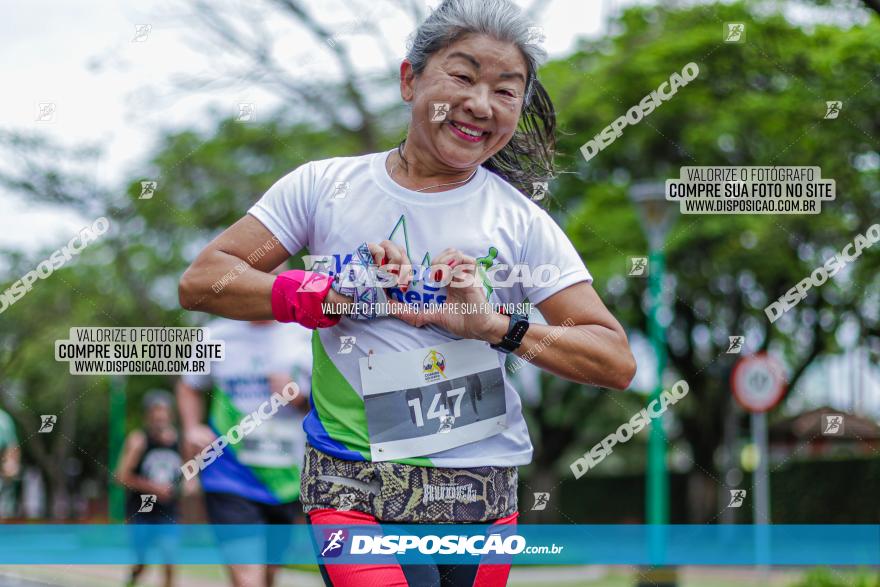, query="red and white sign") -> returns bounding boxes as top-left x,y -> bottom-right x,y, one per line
731,353 -> 787,413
